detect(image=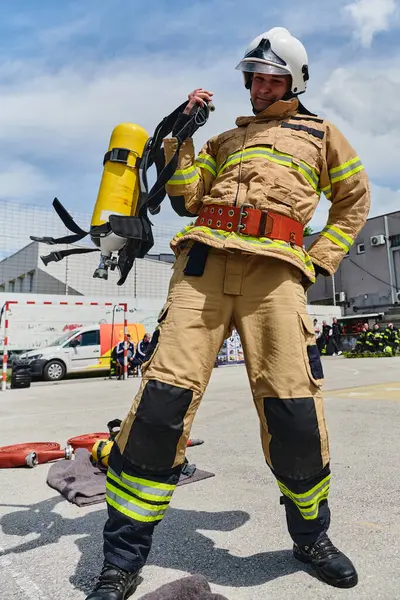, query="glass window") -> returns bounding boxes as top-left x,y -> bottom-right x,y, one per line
78,330 -> 100,346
